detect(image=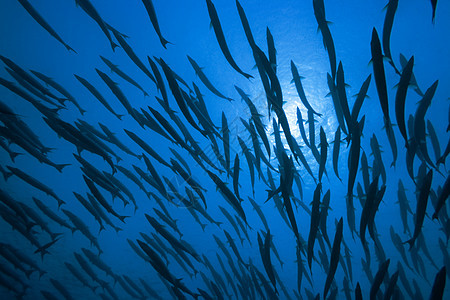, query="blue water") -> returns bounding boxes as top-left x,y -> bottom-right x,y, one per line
0,0 -> 449,299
